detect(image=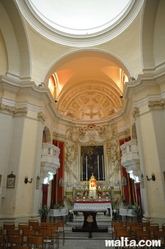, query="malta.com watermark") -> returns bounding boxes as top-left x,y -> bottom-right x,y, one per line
105,237 -> 161,247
